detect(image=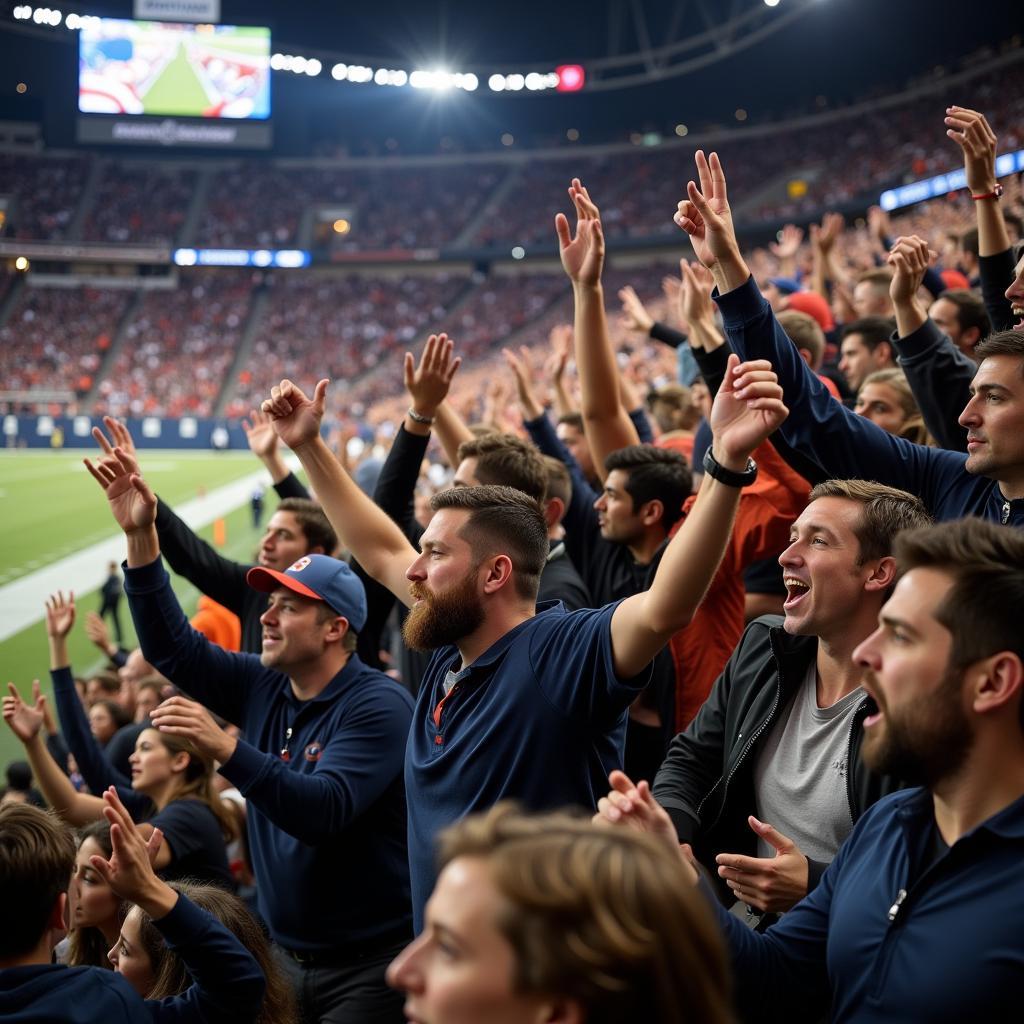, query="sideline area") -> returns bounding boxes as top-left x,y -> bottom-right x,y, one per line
0,468 -> 268,643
